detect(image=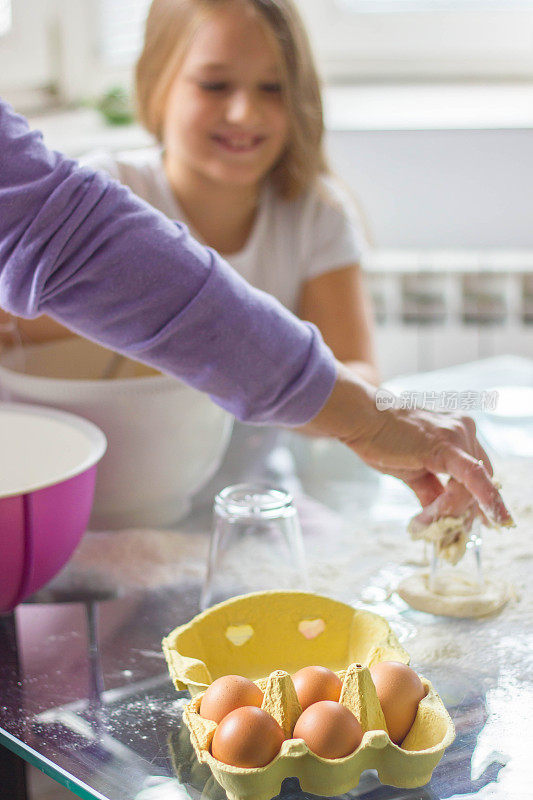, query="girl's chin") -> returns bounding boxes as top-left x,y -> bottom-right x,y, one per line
203,163 -> 271,188
204,147 -> 279,178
